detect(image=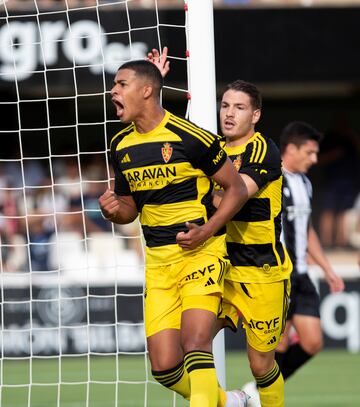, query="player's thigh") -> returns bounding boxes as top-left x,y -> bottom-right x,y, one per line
223,279 -> 290,352
276,320 -> 293,352
218,279 -> 241,331
181,295 -> 220,352
179,253 -> 229,300
145,254 -> 227,338
179,253 -> 227,350
145,263 -> 182,338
